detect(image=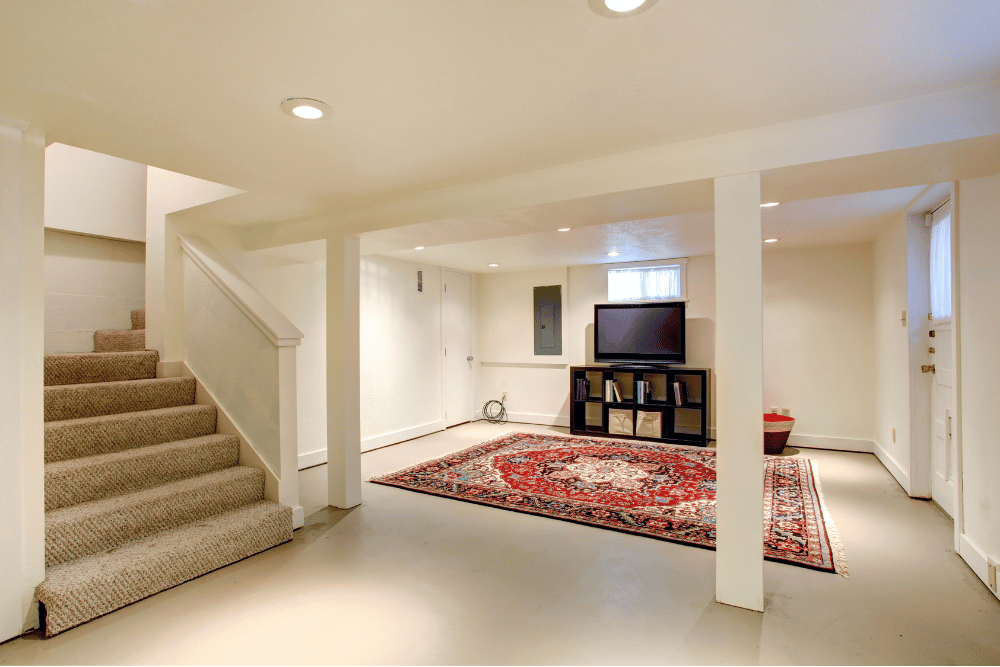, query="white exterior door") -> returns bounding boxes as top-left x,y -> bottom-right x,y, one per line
928,201 -> 956,518
442,270 -> 473,427
930,321 -> 956,517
